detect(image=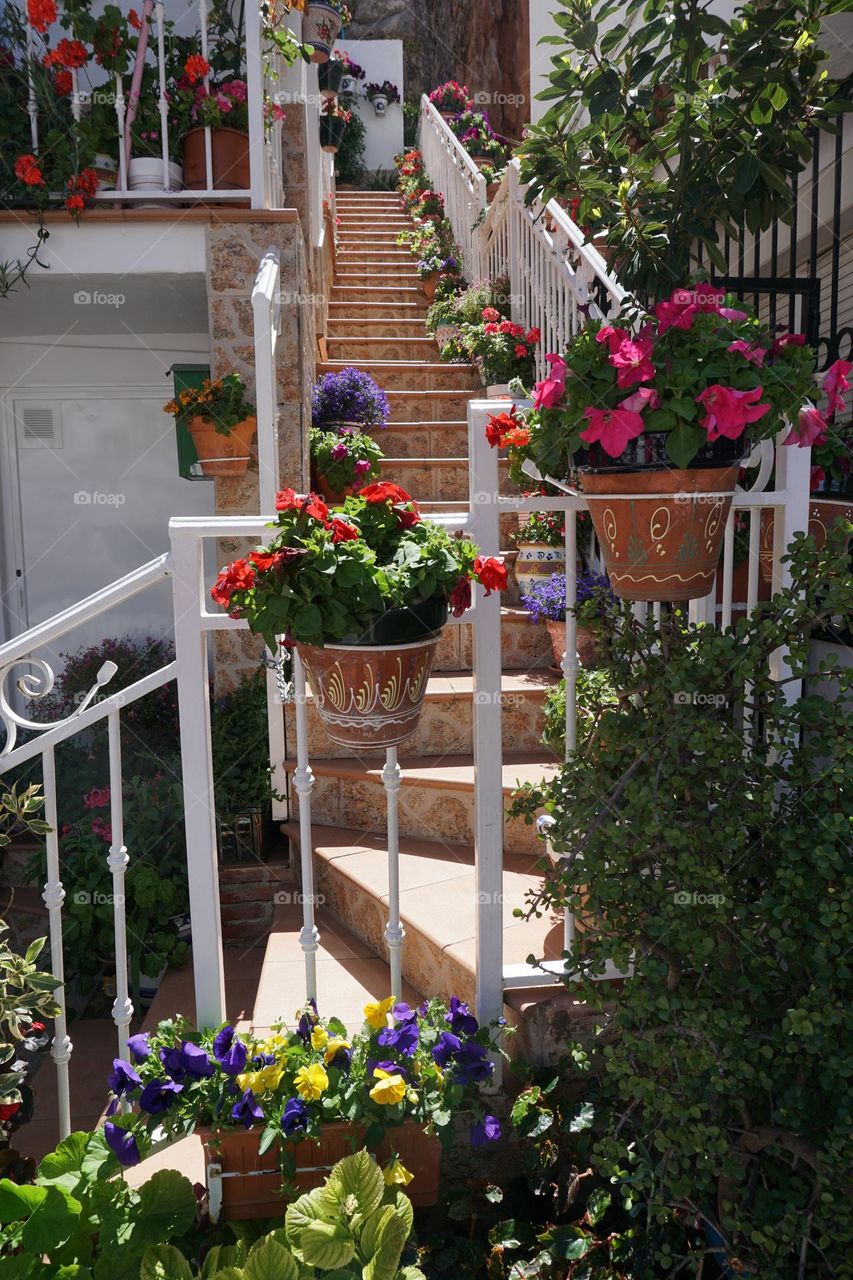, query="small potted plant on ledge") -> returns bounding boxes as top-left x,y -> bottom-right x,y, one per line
428,80 -> 473,122
106,994 -> 506,1219
171,72 -> 252,192
319,101 -> 351,152
312,366 -> 390,433
303,0 -> 351,62
516,286 -> 819,601
164,373 -> 256,476
309,426 -> 384,503
211,485 -> 506,751
366,80 -> 401,116
521,569 -> 616,669
461,309 -> 539,396
514,510 -> 566,599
